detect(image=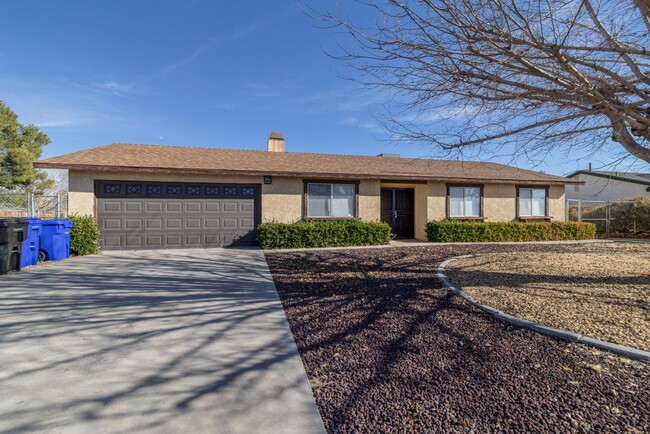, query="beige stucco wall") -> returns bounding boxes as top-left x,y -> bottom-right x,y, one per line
261,177 -> 303,223
549,185 -> 566,221
483,184 -> 517,222
358,180 -> 381,222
